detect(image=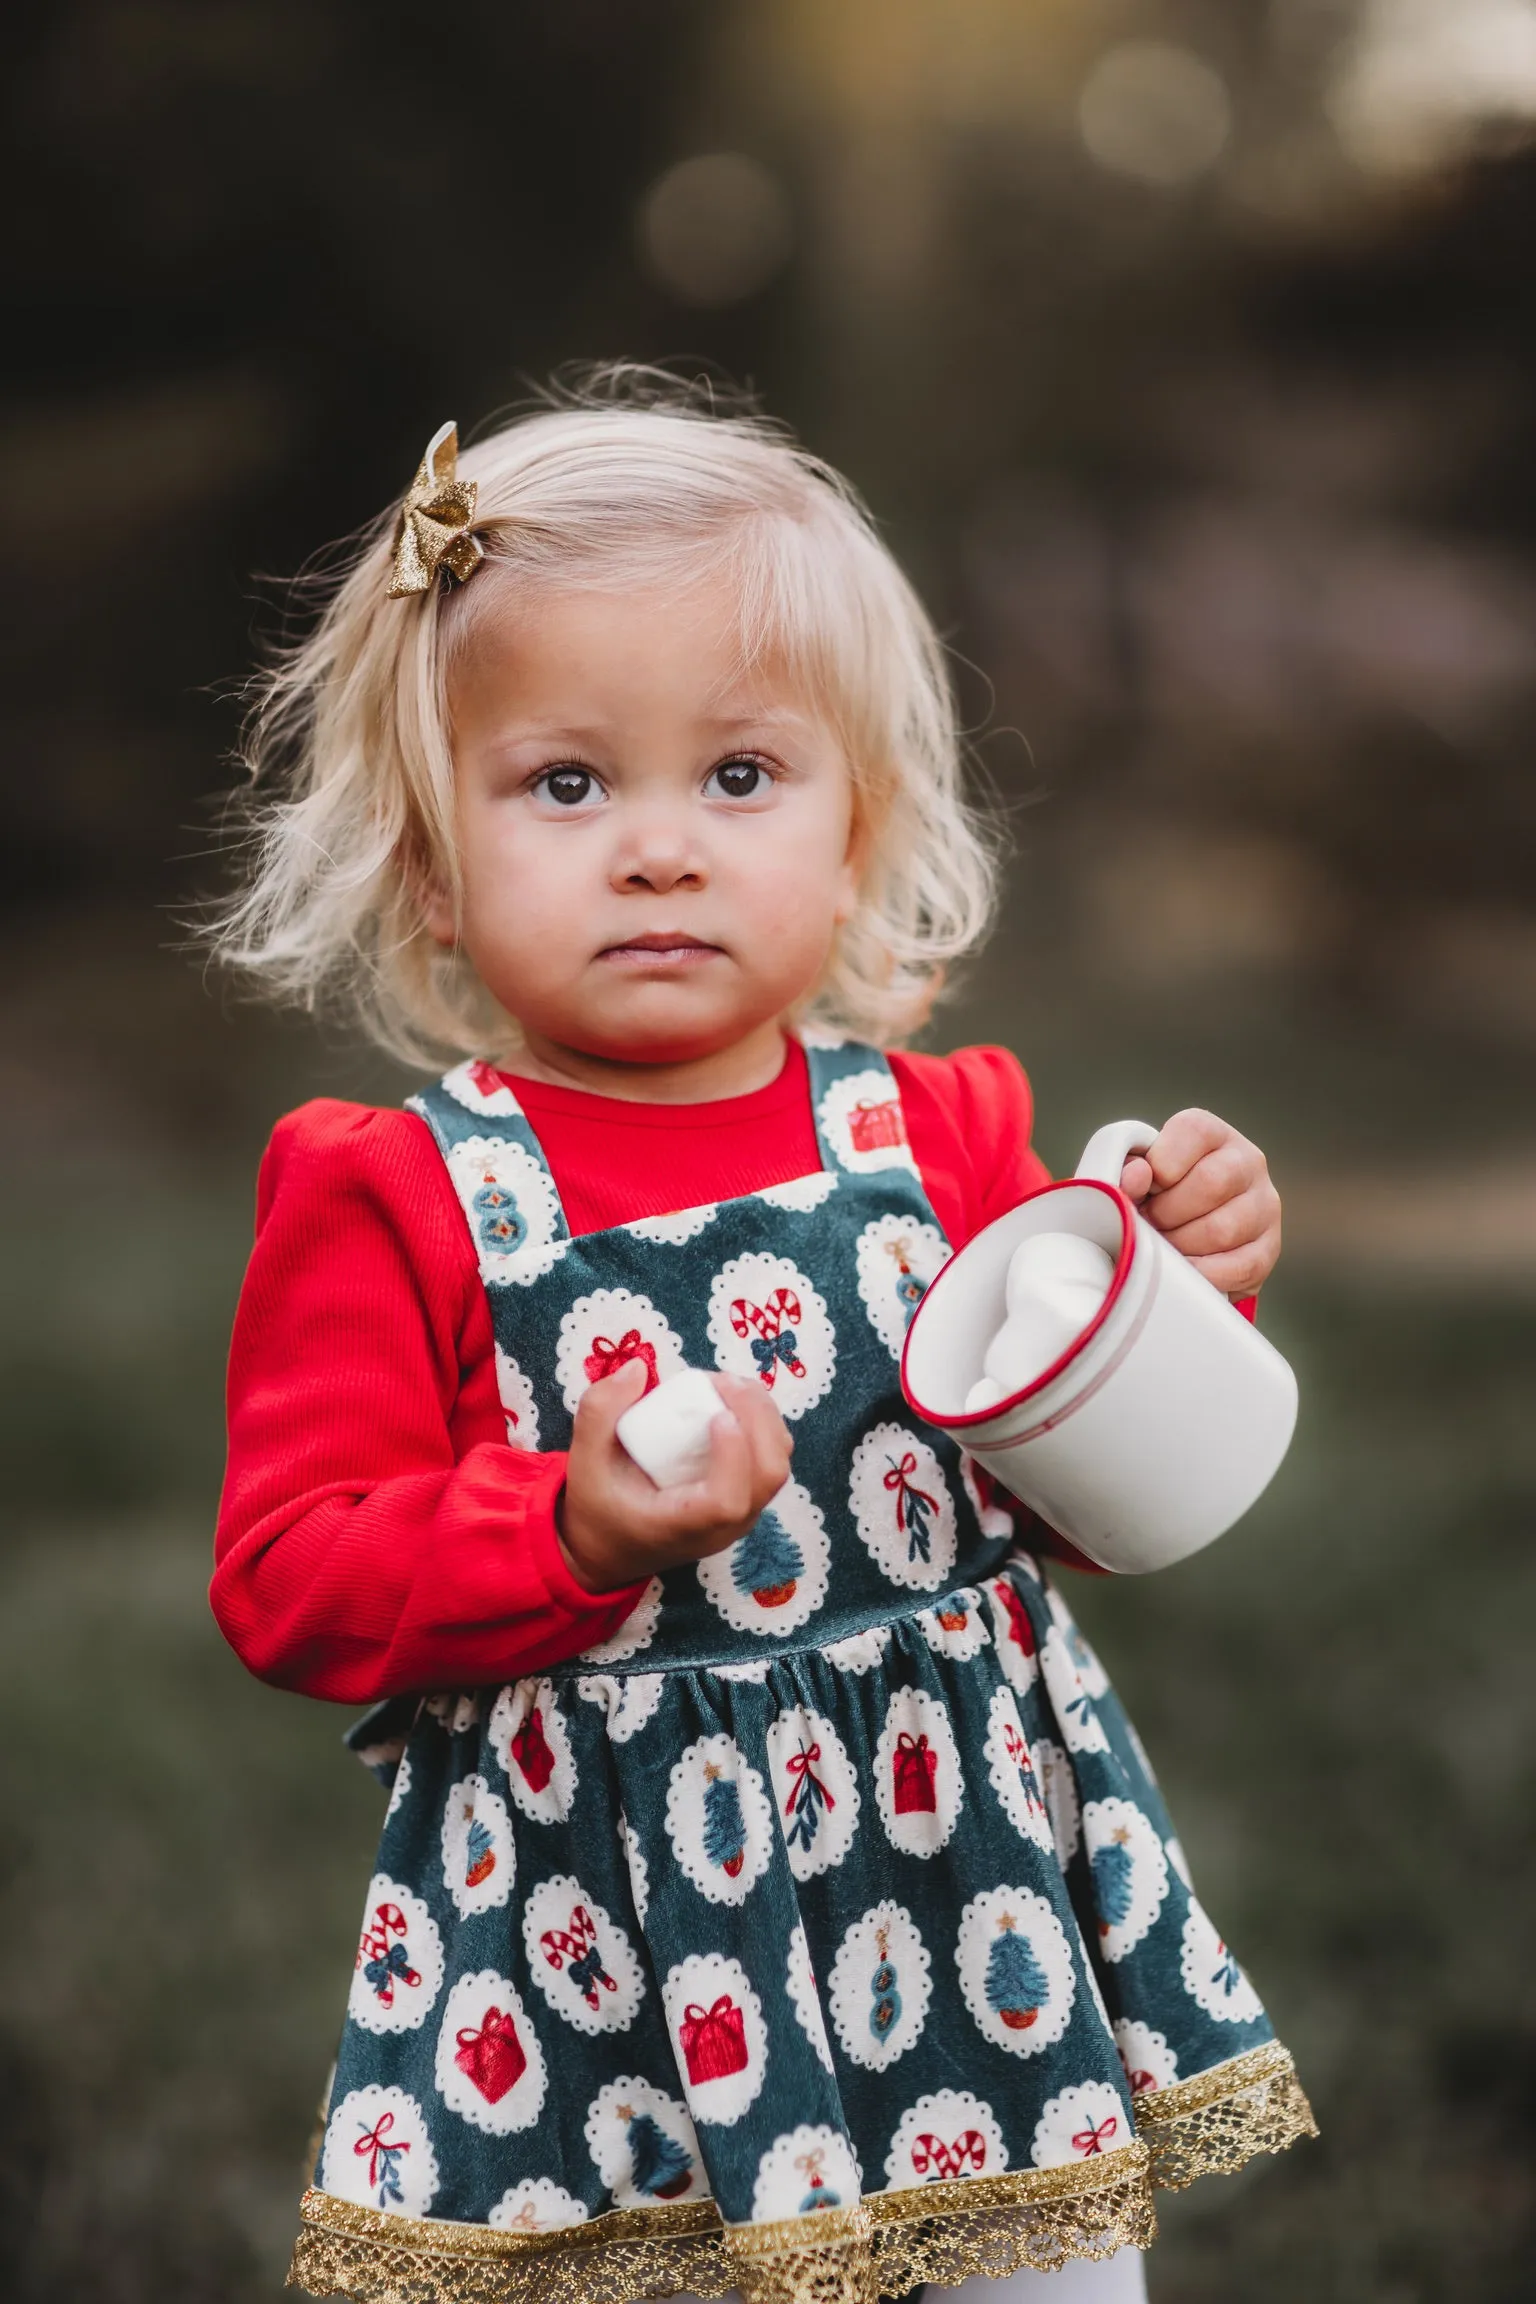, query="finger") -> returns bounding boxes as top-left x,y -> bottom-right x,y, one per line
715,1375 -> 793,1483
1140,1141 -> 1266,1235
1152,1183 -> 1280,1262
1184,1231 -> 1281,1296
1142,1109 -> 1231,1195
572,1355 -> 651,1451
1119,1154 -> 1154,1205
